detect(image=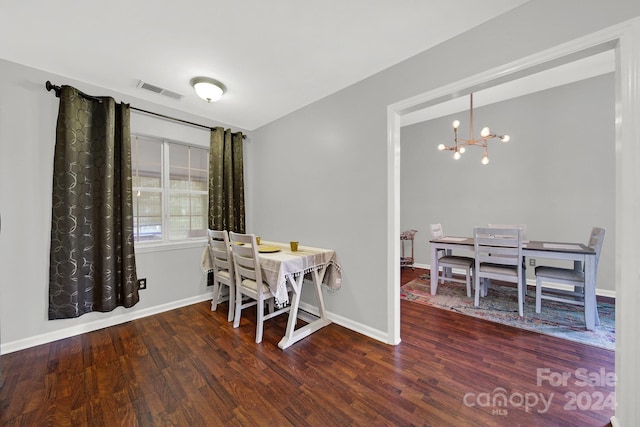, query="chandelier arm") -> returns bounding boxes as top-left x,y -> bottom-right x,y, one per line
466,139 -> 487,147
